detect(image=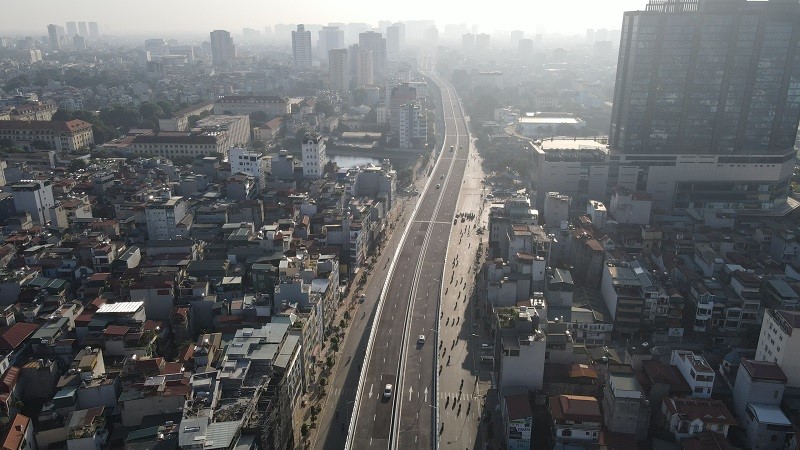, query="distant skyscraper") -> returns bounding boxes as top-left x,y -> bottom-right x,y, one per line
78,22 -> 88,36
66,22 -> 78,37
328,48 -> 350,93
47,24 -> 60,50
209,30 -> 236,67
88,22 -> 99,39
510,30 -> 524,46
346,23 -> 370,46
349,44 -> 374,87
475,33 -> 490,53
242,28 -> 261,40
424,26 -> 439,45
518,38 -> 533,56
610,0 -> 800,156
73,35 -> 86,51
319,26 -> 344,60
386,24 -> 403,60
462,33 -> 475,53
359,31 -> 386,80
292,24 -> 312,70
